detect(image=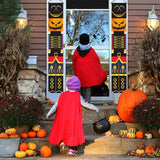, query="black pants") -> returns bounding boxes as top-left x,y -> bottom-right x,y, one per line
80,87 -> 91,102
